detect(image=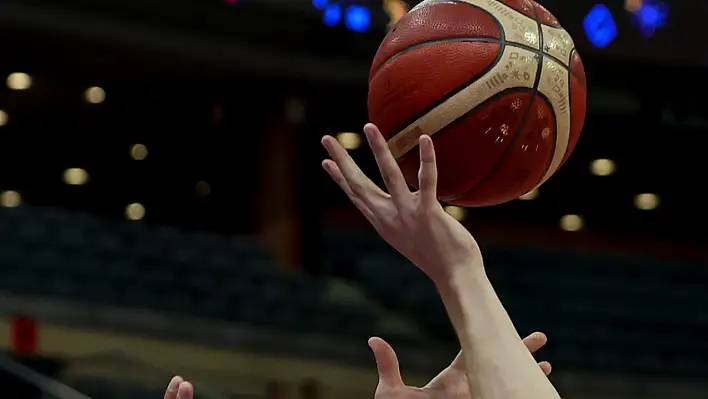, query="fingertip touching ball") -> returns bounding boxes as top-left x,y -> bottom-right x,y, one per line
368,0 -> 587,207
